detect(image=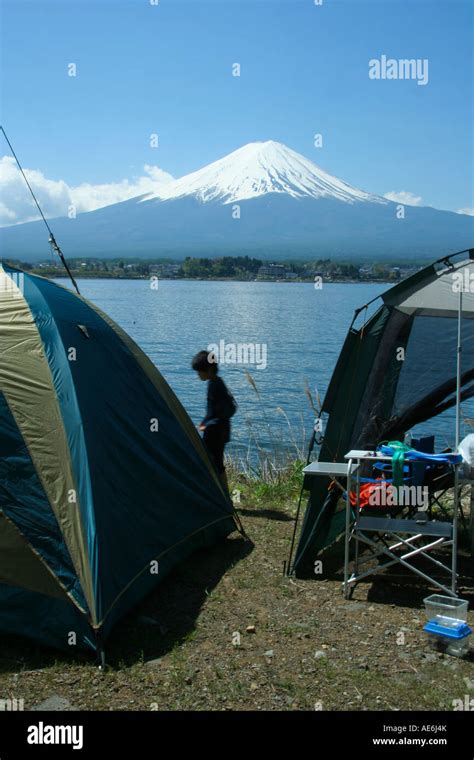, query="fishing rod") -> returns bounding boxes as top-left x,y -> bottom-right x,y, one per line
0,126 -> 80,295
